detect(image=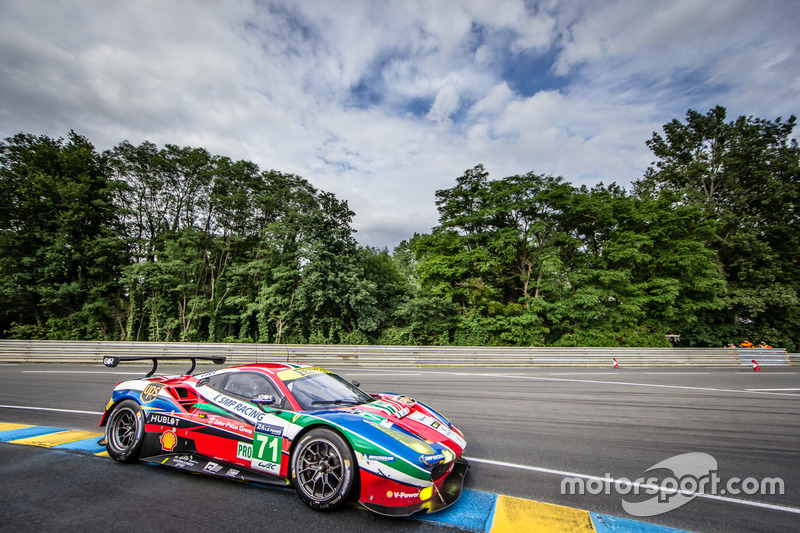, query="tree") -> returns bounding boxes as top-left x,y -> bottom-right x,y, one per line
412,166 -> 572,345
636,107 -> 800,348
0,132 -> 126,338
552,186 -> 724,346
